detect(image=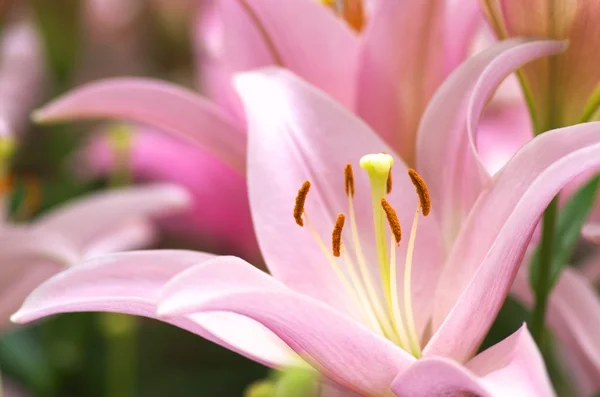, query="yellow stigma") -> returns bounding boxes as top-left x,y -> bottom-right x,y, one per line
360,153 -> 394,177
